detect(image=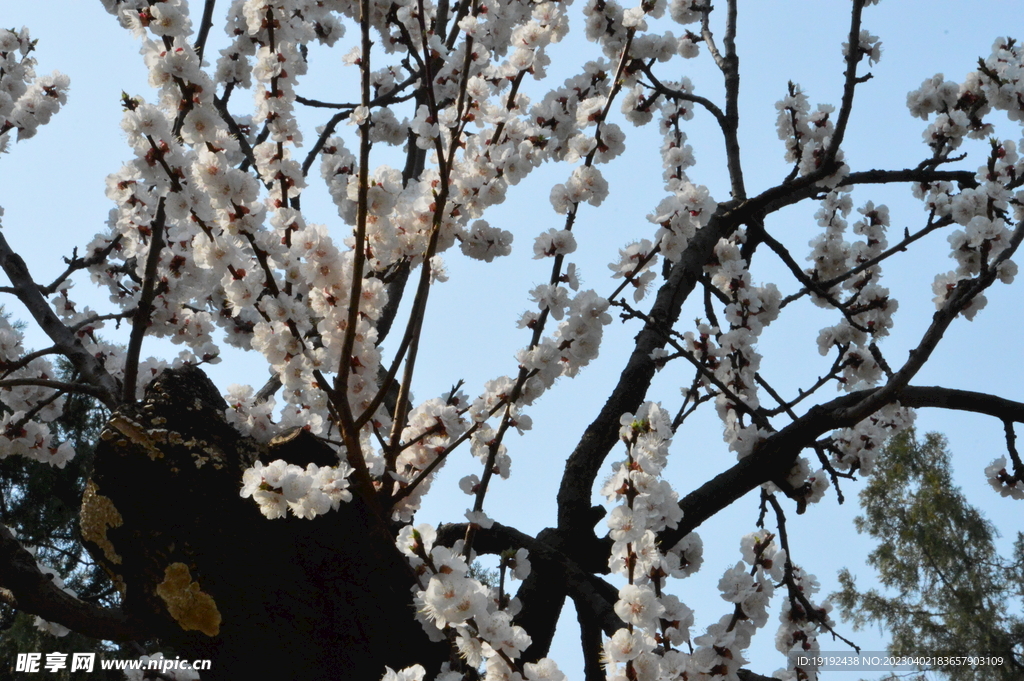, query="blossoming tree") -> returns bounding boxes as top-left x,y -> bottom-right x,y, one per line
0,0 -> 1022,679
